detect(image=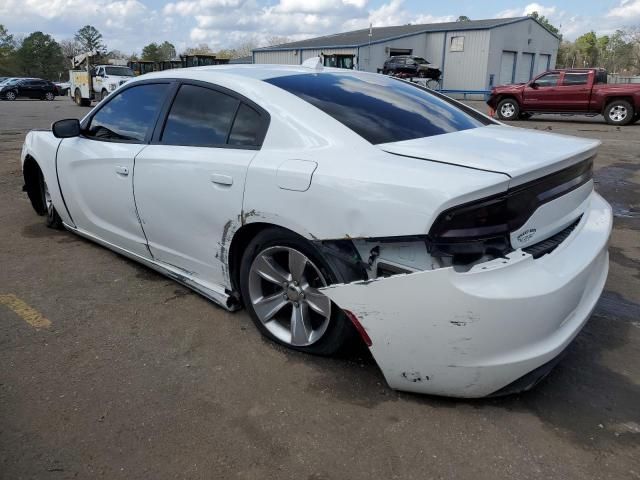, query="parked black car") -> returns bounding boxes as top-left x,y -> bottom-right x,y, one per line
0,78 -> 58,101
382,56 -> 441,79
